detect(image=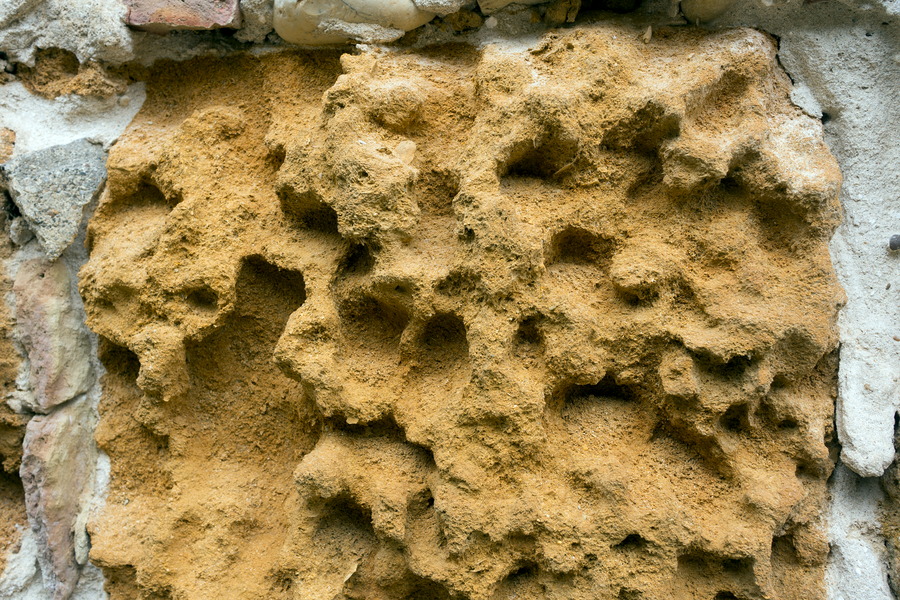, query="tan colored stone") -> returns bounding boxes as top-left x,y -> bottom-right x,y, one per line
0,129 -> 14,164
82,24 -> 841,600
